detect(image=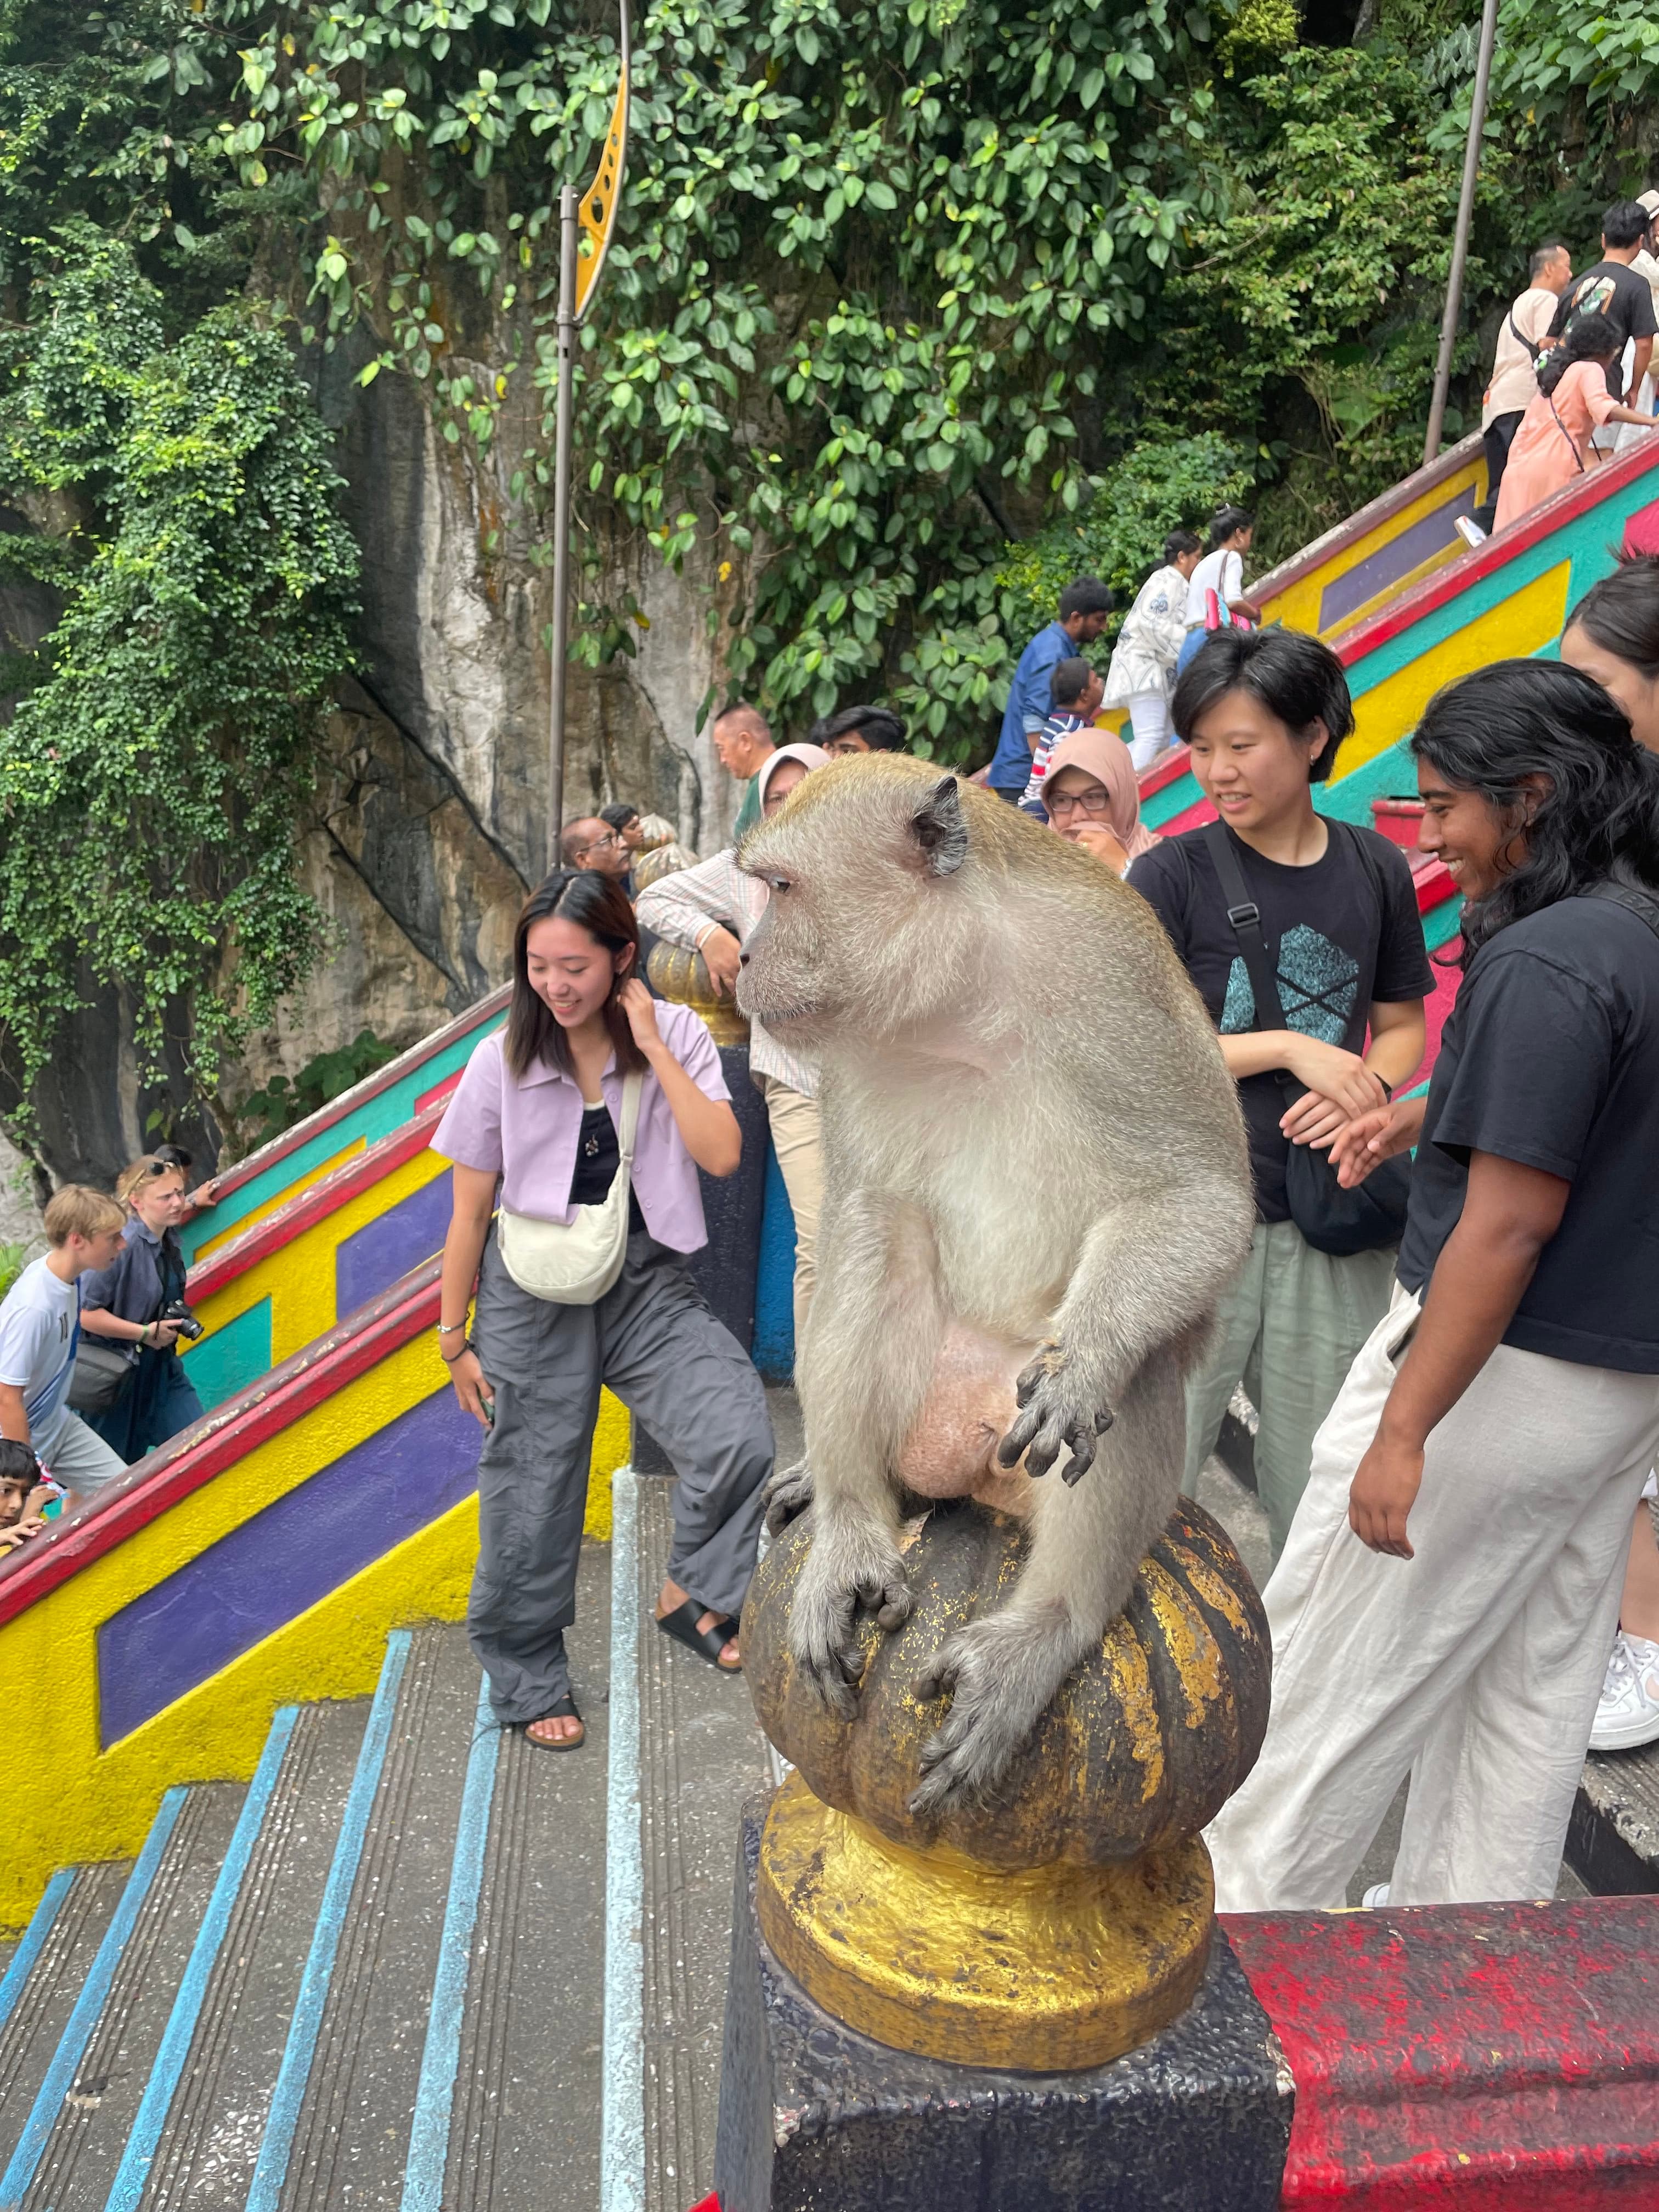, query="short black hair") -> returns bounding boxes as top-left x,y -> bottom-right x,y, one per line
0,1438 -> 41,1489
1171,627 -> 1355,783
599,802 -> 640,832
1529,241 -> 1570,281
1603,199 -> 1651,250
806,703 -> 909,752
1050,657 -> 1096,709
1058,578 -> 1114,622
1164,529 -> 1203,564
1207,505 -> 1254,551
